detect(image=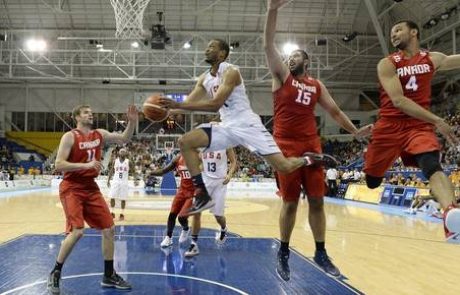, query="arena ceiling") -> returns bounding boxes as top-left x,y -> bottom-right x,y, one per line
1,0 -> 460,92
